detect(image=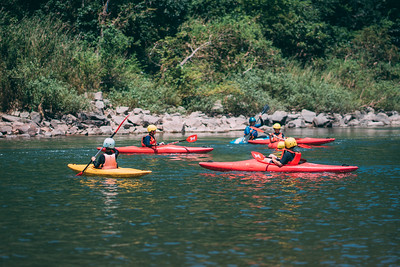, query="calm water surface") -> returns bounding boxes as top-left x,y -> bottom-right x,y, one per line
0,128 -> 399,266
